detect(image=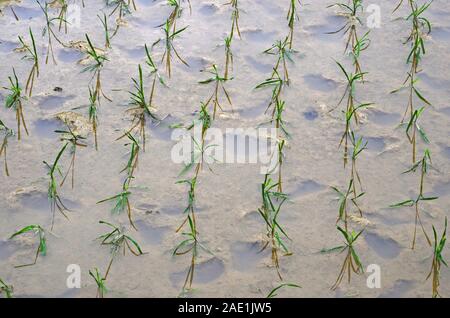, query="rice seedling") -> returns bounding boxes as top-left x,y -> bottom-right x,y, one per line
255,69 -> 283,118
327,0 -> 363,54
225,0 -> 241,39
0,278 -> 13,298
96,220 -> 144,279
3,68 -> 29,140
223,35 -> 234,80
9,225 -> 46,268
82,34 -> 111,104
88,86 -> 100,150
98,12 -> 112,49
330,226 -> 364,290
37,1 -> 65,65
144,44 -> 167,109
427,217 -> 447,298
258,174 -> 291,280
286,0 -> 300,49
332,178 -> 365,226
98,133 -> 140,230
153,20 -> 189,78
16,28 -> 39,97
55,123 -> 87,189
334,61 -> 370,166
44,143 -> 70,230
199,64 -> 233,119
349,132 -> 367,199
390,149 -> 437,249
89,268 -> 107,298
51,0 -> 69,33
0,119 -> 13,177
263,37 -> 295,85
350,31 -> 370,78
166,0 -> 191,33
105,0 -> 136,36
267,283 -> 301,298
119,64 -> 159,151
